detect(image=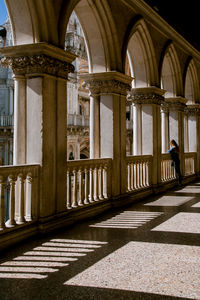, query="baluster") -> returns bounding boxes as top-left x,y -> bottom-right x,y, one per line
17,174 -> 25,224
141,161 -> 144,187
84,168 -> 89,204
0,177 -> 5,230
135,161 -> 139,189
94,165 -> 99,201
78,168 -> 84,206
67,169 -> 72,209
133,162 -> 137,189
99,165 -> 104,200
146,161 -> 149,186
131,162 -> 134,190
6,175 -> 16,227
26,173 -> 33,221
103,165 -> 108,199
127,163 -> 131,191
89,167 -> 94,203
72,169 -> 78,208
